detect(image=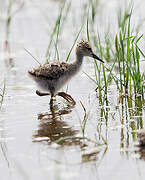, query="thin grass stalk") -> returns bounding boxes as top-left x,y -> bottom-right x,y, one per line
53,40 -> 59,61
86,4 -> 107,102
45,2 -> 66,62
65,24 -> 84,62
90,0 -> 99,23
94,60 -> 102,104
120,31 -> 125,92
54,2 -> 71,60
0,82 -> 6,110
24,48 -> 41,65
96,33 -> 104,104
53,18 -> 61,61
80,101 -> 91,137
115,35 -> 122,92
132,42 -> 136,94
87,17 -> 90,42
102,65 -> 107,94
65,2 -> 90,62
125,12 -> 132,93
6,0 -> 14,41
